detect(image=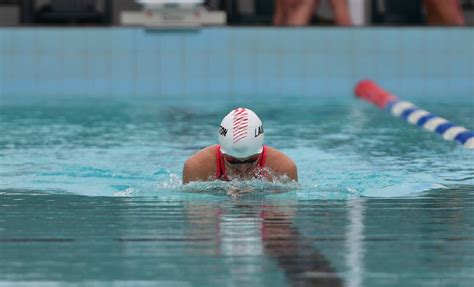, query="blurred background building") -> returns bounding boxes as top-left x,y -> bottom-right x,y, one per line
0,0 -> 473,27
